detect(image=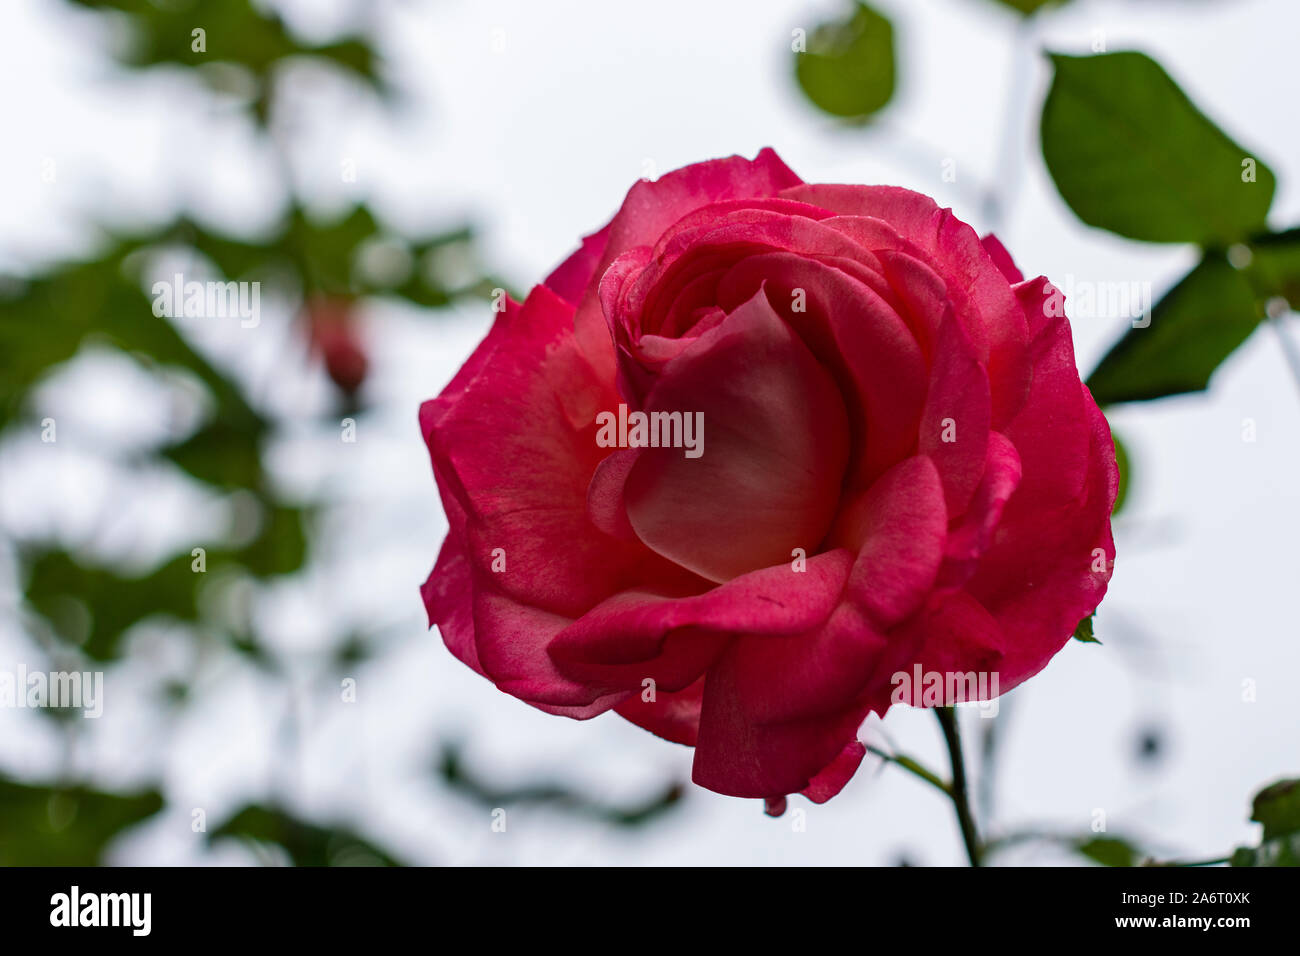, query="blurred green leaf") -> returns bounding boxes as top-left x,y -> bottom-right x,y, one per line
0,250 -> 262,432
289,206 -> 380,296
0,780 -> 163,866
162,421 -> 263,489
794,2 -> 895,121
25,551 -> 201,660
1247,228 -> 1300,305
1087,252 -> 1259,404
1248,778 -> 1300,841
1042,51 -> 1275,245
23,502 -> 306,660
209,804 -> 404,866
438,743 -> 684,827
989,0 -> 1064,13
67,0 -> 382,94
237,505 -> 308,577
1231,836 -> 1300,867
1075,835 -> 1138,867
1232,778 -> 1300,867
